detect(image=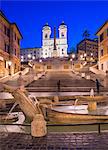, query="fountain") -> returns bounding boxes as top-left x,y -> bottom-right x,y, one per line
90,88 -> 94,97
47,93 -> 108,123
2,84 -> 47,137
2,83 -> 108,134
